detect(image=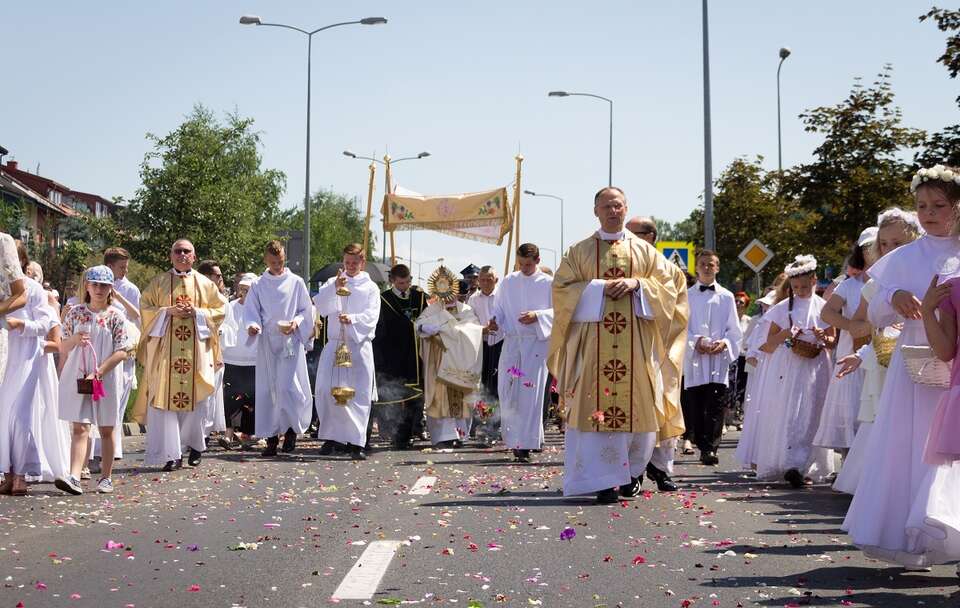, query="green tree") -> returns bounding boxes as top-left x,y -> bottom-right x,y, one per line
0,197 -> 25,235
916,7 -> 960,167
116,105 -> 286,274
712,158 -> 817,288
783,67 -> 924,270
280,188 -> 376,275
